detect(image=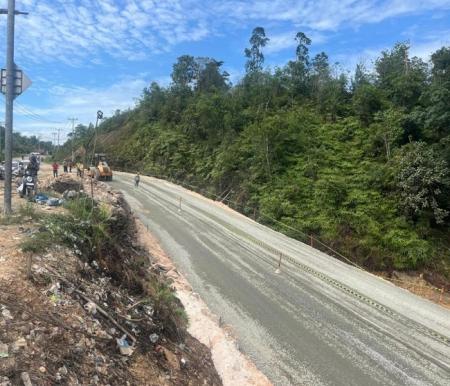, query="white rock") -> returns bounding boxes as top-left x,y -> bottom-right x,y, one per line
21,372 -> 32,386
